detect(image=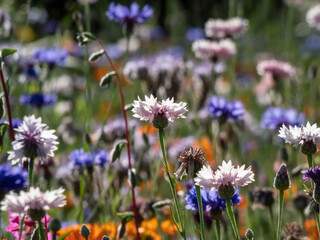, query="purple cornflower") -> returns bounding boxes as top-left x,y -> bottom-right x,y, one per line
302,166 -> 320,184
207,96 -> 245,122
0,164 -> 28,196
0,118 -> 22,128
106,2 -> 153,33
185,27 -> 205,42
261,107 -> 305,130
33,47 -> 68,66
93,149 -> 109,168
69,148 -> 109,170
20,93 -> 57,108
